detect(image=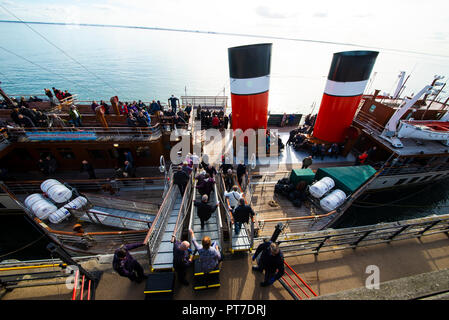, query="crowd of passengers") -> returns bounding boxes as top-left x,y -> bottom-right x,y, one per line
1,90 -> 191,129
196,105 -> 230,130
